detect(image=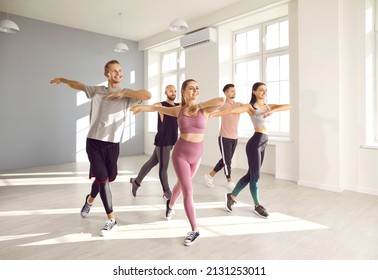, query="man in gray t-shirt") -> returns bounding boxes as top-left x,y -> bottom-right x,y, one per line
50,60 -> 151,236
